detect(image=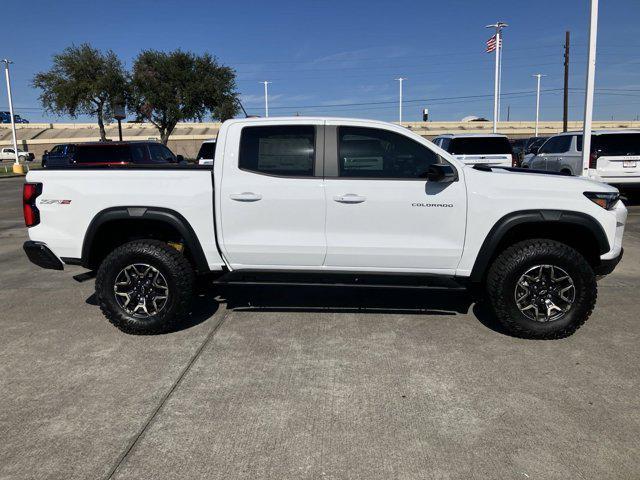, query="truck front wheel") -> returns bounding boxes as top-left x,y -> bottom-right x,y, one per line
95,240 -> 194,334
486,239 -> 597,339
